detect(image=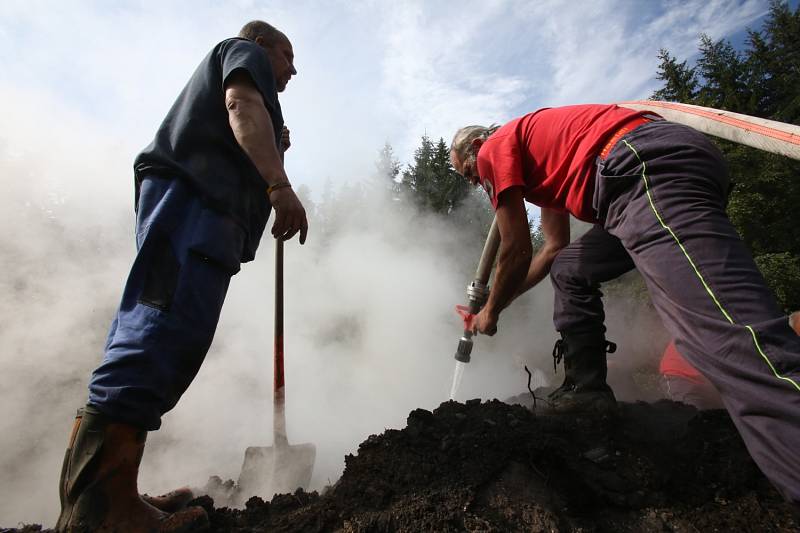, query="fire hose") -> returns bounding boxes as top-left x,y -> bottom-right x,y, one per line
454,217 -> 500,363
